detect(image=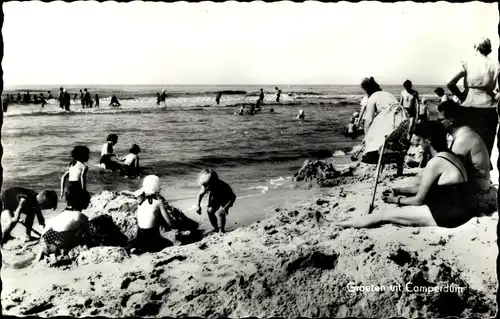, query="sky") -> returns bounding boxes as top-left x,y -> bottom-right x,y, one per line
2,1 -> 498,87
